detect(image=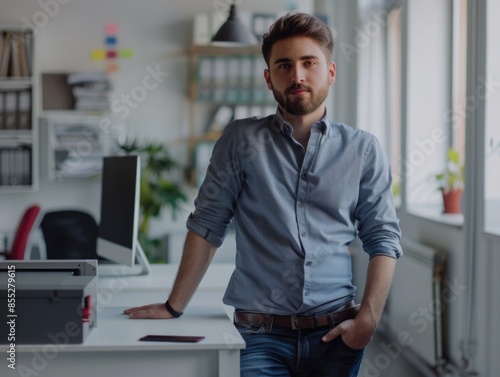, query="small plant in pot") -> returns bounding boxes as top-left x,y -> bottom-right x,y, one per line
435,148 -> 464,214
